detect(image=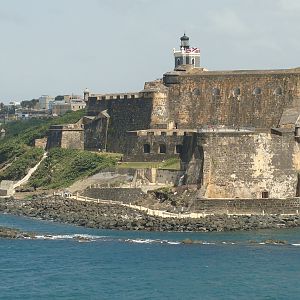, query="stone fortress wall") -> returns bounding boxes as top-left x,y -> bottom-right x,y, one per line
85,92 -> 153,153
180,131 -> 300,199
45,34 -> 300,200
164,69 -> 300,129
